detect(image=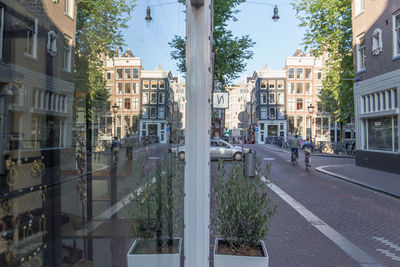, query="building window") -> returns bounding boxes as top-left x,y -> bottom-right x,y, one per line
372,28 -> 383,56
143,92 -> 149,104
269,93 -> 275,104
116,69 -> 123,80
394,13 -> 400,57
63,35 -> 72,71
278,107 -> 285,119
357,35 -> 366,72
150,107 -> 156,118
117,83 -> 123,94
296,68 -> 304,79
47,31 -> 57,56
124,83 -> 130,94
277,93 -> 284,105
269,107 -> 276,119
125,68 -> 131,79
133,97 -> 139,110
297,98 -> 304,110
261,93 -> 267,104
305,68 -> 312,79
159,92 -> 165,104
107,72 -> 111,80
158,107 -> 165,119
288,116 -> 295,134
288,82 -> 295,94
132,83 -> 137,94
24,17 -> 38,58
260,107 -> 268,119
159,80 -> 165,89
116,98 -> 122,109
142,107 -> 148,118
124,98 -> 130,110
150,92 -> 157,104
296,83 -> 303,94
269,80 -> 275,89
132,68 -> 139,79
288,68 -> 294,79
366,116 -> 398,151
305,83 -> 312,94
151,81 -> 157,90
277,80 -> 284,89
317,72 -> 322,80
288,98 -> 295,111
260,80 -> 267,89
355,0 -> 365,16
65,0 -> 74,18
305,98 -> 312,110
143,80 -> 149,90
